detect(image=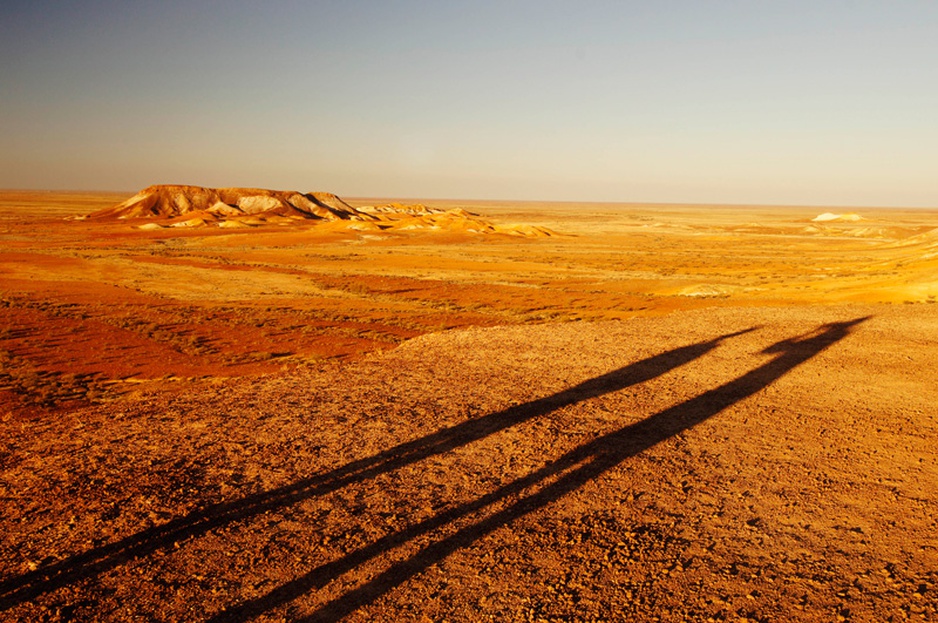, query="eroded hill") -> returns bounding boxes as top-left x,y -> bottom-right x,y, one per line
84,185 -> 556,236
